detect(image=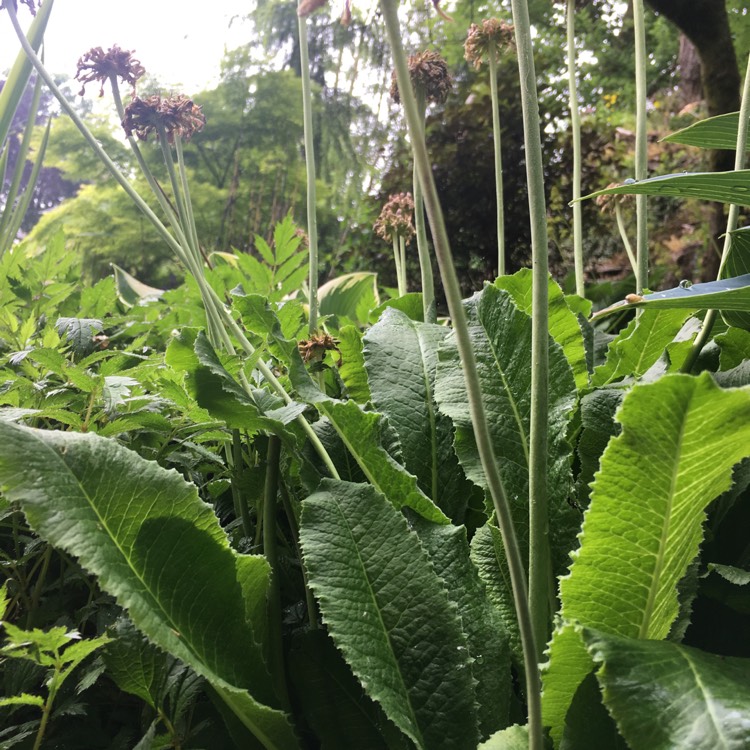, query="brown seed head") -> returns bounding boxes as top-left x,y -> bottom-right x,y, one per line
595,183 -> 635,214
297,0 -> 327,16
122,94 -> 206,144
464,18 -> 515,69
75,45 -> 145,97
390,50 -> 452,106
298,334 -> 342,366
374,192 -> 416,244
